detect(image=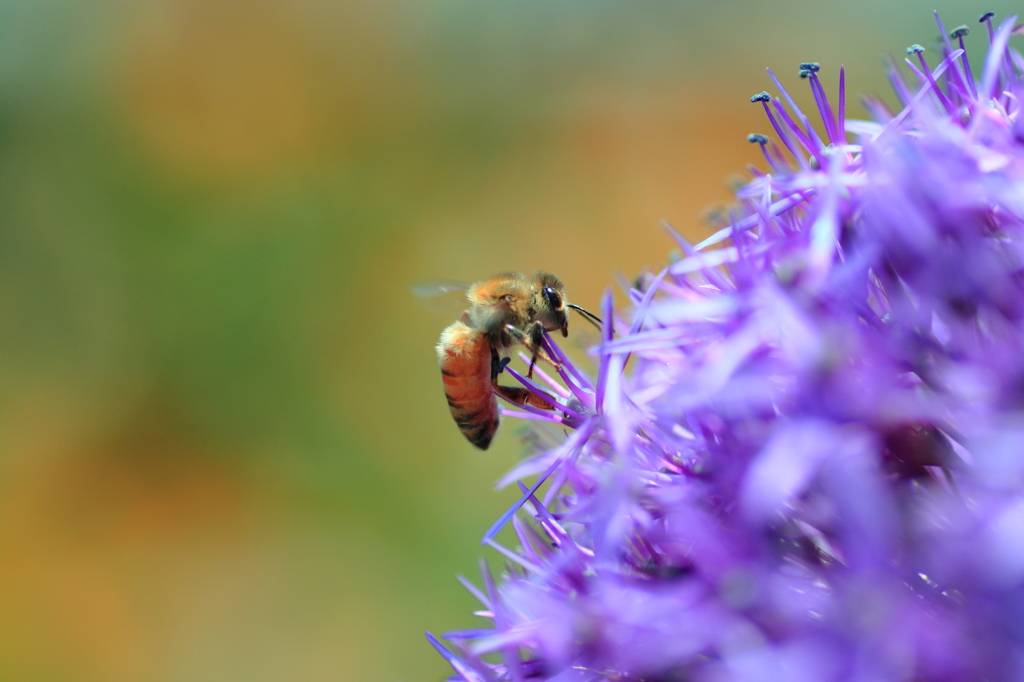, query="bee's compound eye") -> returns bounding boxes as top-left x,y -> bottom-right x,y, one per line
543,287 -> 563,309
